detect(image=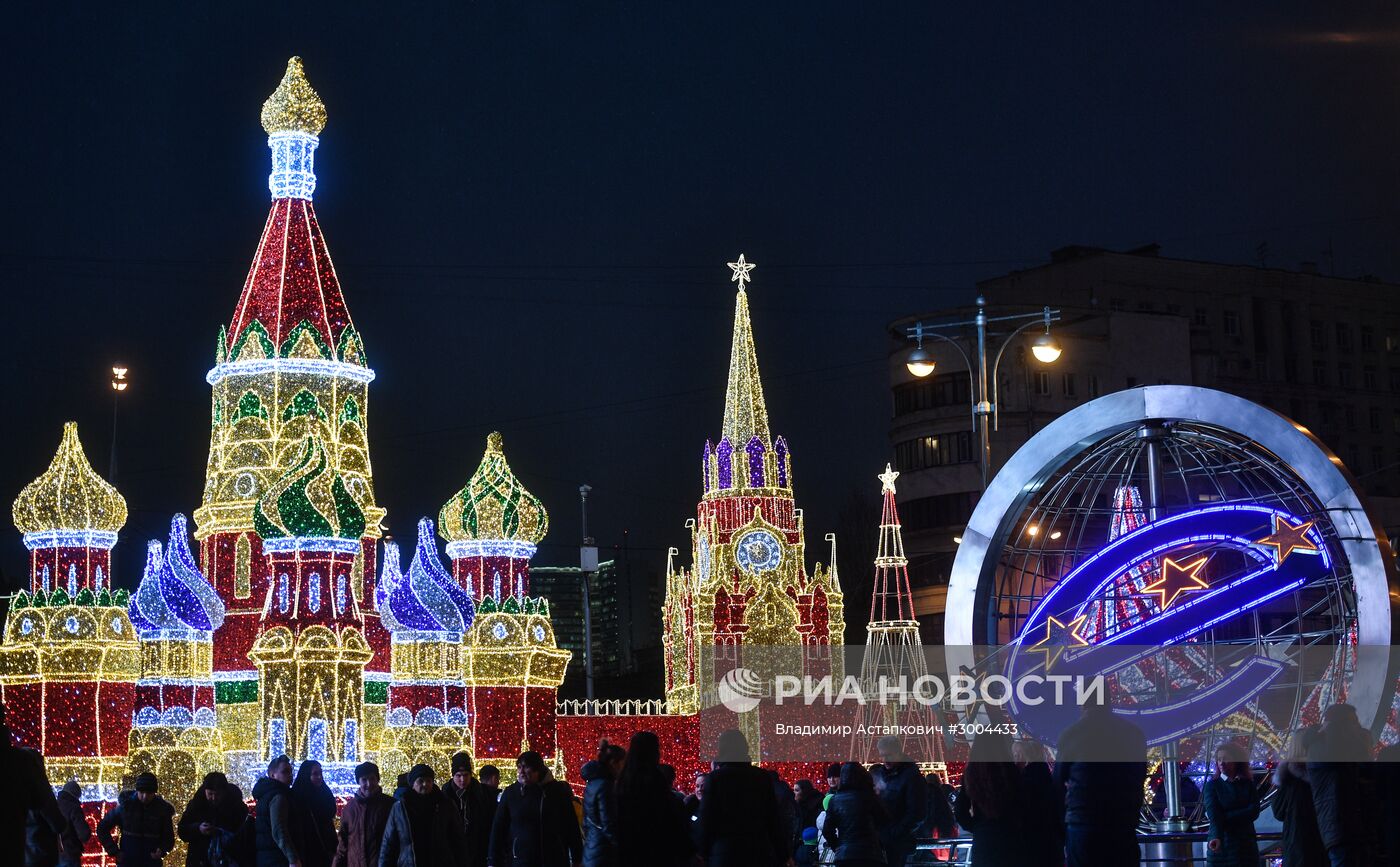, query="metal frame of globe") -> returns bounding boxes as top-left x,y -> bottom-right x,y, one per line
945,385 -> 1399,733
